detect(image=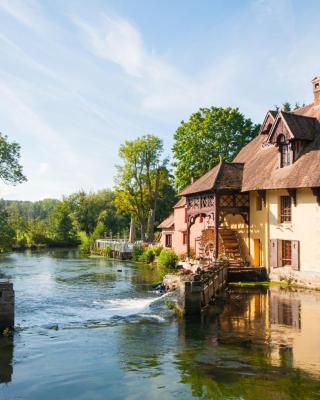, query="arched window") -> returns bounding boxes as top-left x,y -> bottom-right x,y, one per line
278,135 -> 291,168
